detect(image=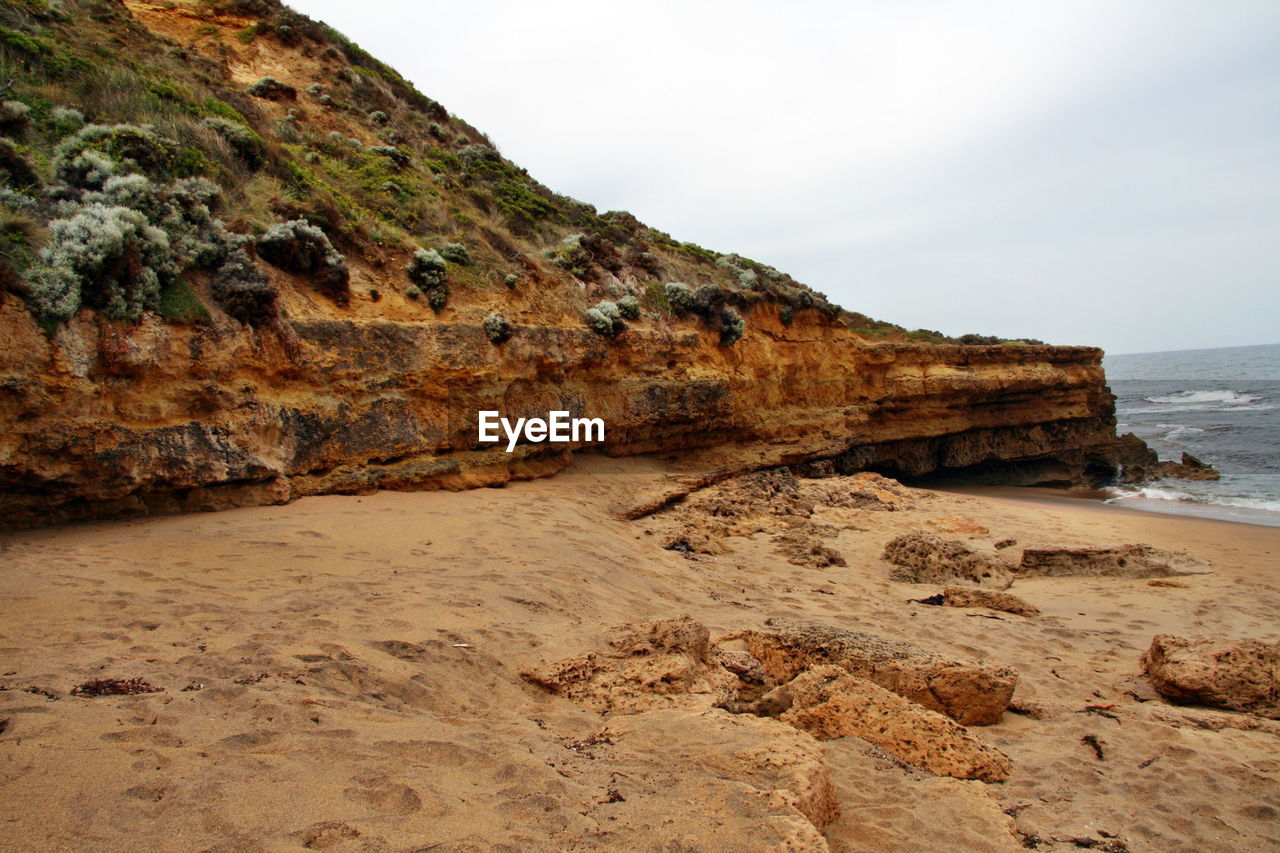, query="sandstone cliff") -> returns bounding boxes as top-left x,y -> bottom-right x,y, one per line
0,295 -> 1149,529
0,0 -> 1151,529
